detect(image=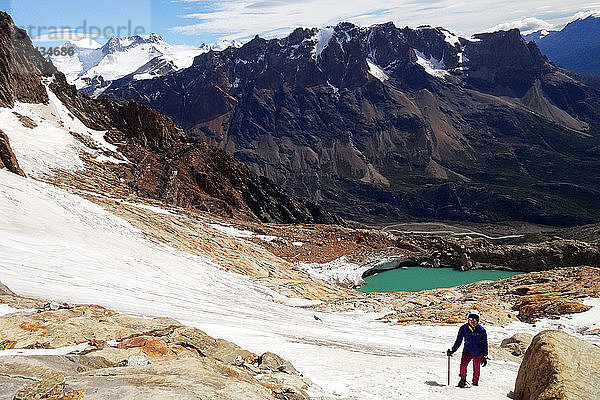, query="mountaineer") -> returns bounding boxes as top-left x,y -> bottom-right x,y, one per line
447,310 -> 488,388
